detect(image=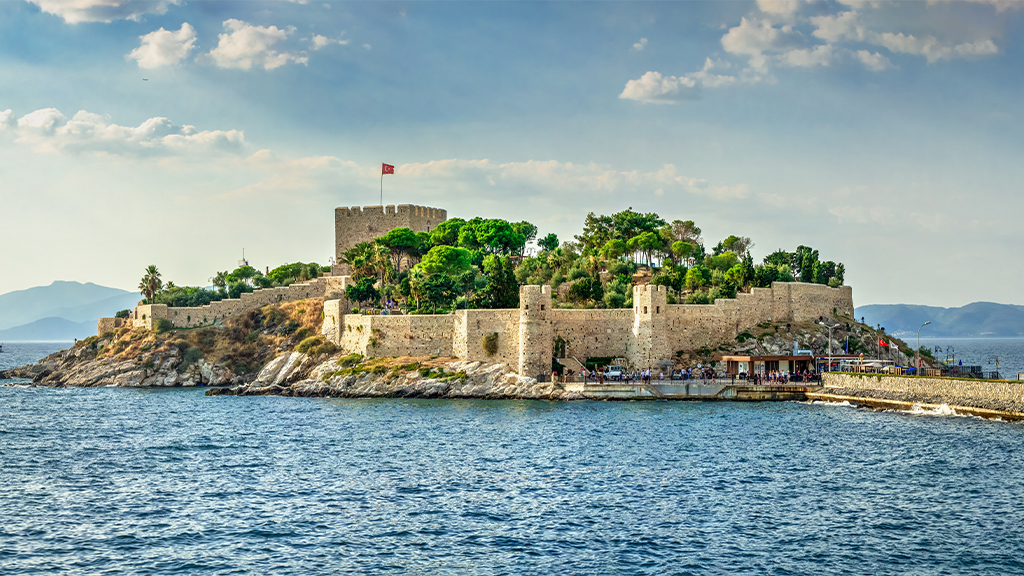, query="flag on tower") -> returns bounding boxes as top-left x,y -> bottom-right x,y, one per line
382,163 -> 394,175
878,338 -> 889,347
